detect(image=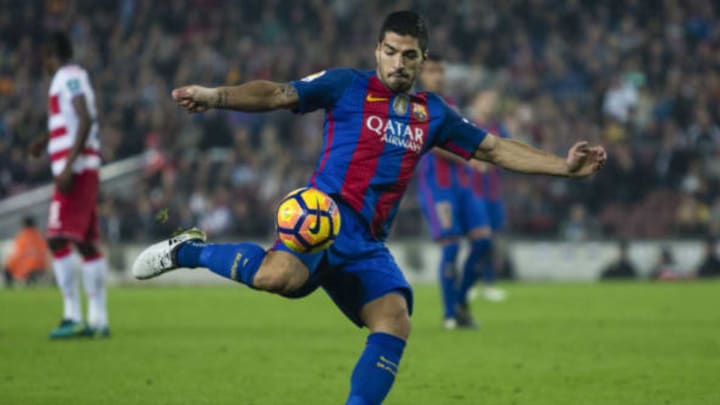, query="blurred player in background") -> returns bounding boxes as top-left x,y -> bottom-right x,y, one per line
29,32 -> 109,339
3,216 -> 48,287
132,11 -> 605,405
466,90 -> 511,303
416,54 -> 492,329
